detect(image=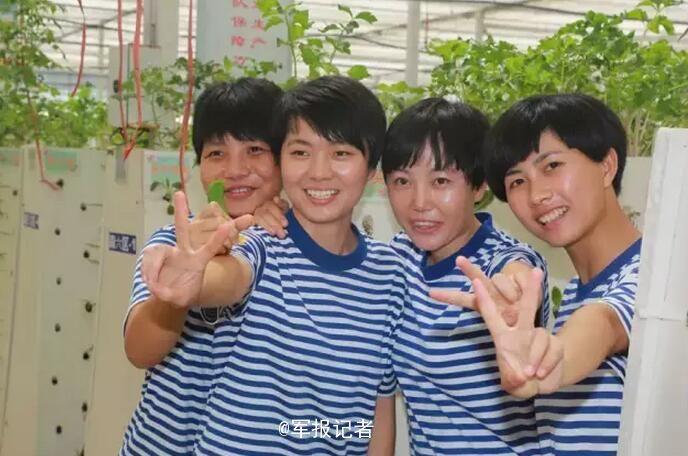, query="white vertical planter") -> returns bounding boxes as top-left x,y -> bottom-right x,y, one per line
84,149 -> 203,456
619,128 -> 688,455
0,148 -> 24,445
1,147 -> 106,456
